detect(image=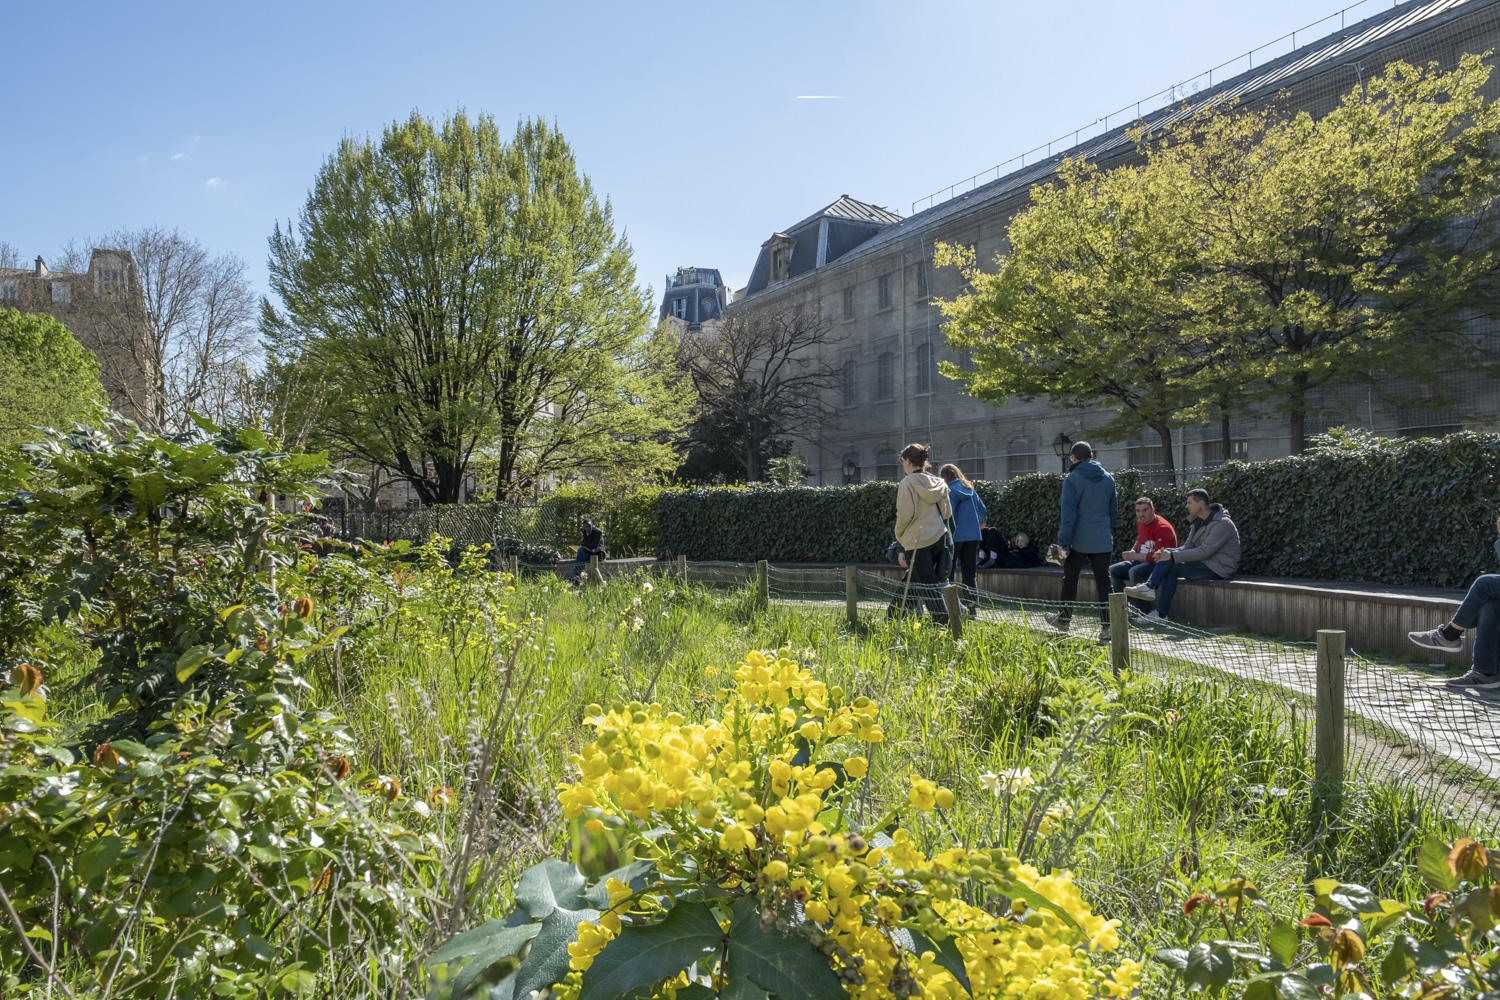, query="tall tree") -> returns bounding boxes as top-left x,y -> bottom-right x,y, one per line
937,157 -> 1209,470
55,228 -> 259,434
266,112 -> 688,504
676,308 -> 840,482
0,308 -> 105,443
1169,56 -> 1500,452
